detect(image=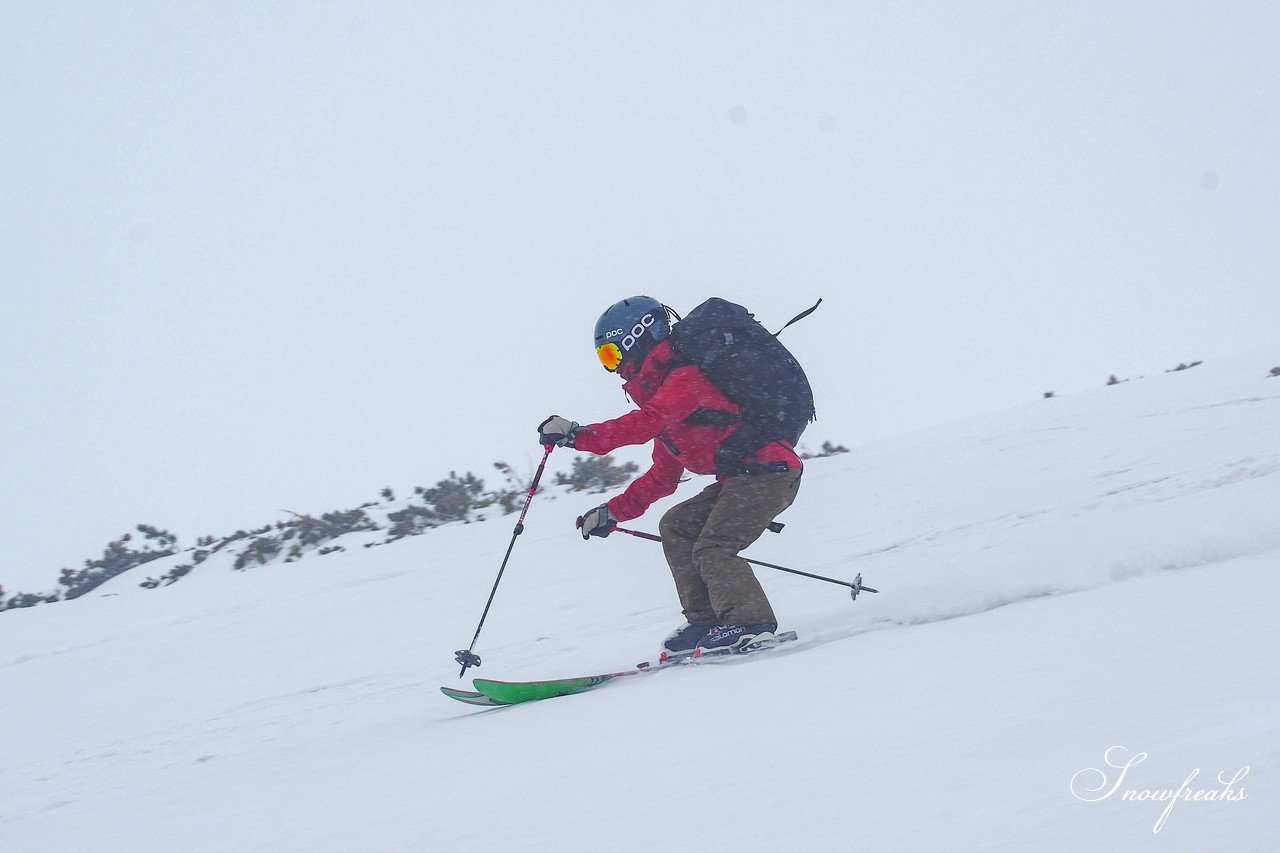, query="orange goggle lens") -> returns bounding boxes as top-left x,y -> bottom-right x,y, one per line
596,342 -> 623,372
